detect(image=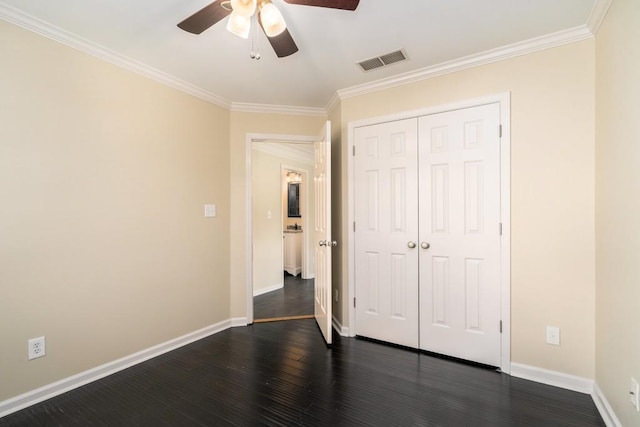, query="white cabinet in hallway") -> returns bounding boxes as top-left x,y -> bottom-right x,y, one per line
283,231 -> 302,276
